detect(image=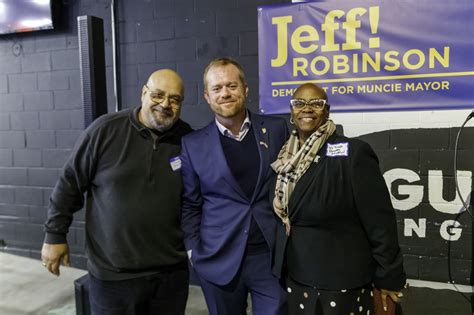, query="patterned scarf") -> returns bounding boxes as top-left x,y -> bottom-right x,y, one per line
271,120 -> 336,235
